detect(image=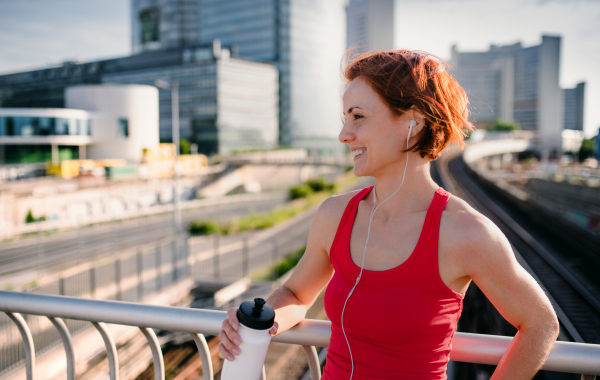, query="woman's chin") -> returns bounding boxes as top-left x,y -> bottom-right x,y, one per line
352,164 -> 370,177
